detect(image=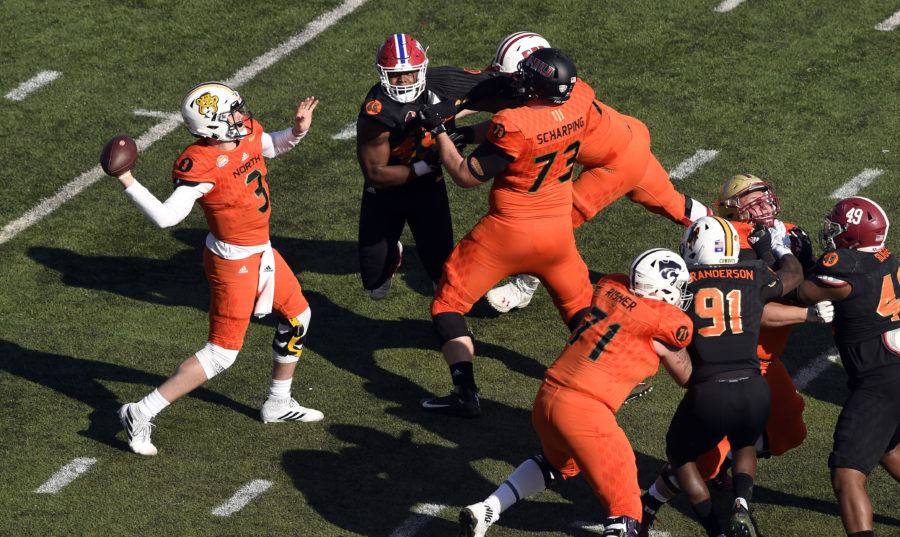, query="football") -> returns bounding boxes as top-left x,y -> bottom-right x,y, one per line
99,134 -> 138,176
